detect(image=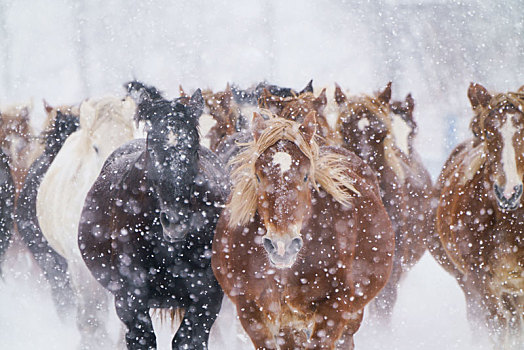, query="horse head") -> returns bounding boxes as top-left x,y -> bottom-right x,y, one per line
229,112 -> 322,268
470,83 -> 524,211
335,82 -> 392,157
203,85 -> 243,151
133,84 -> 204,242
390,93 -> 416,157
44,108 -> 80,153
